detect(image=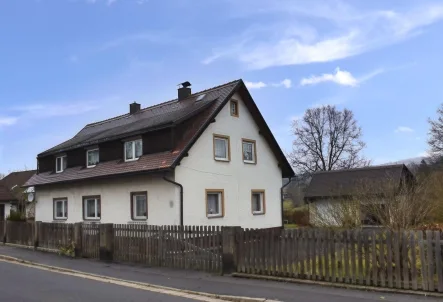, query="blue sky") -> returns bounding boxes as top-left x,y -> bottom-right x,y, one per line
1,0 -> 443,174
